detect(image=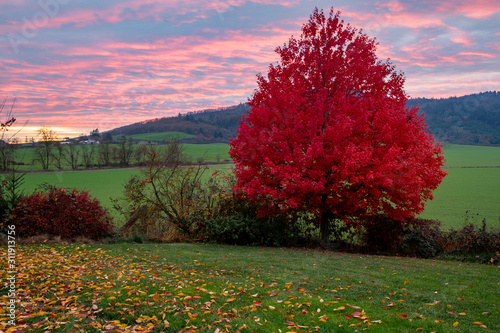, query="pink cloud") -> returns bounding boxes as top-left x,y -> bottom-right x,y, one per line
1,0 -> 498,139
458,51 -> 497,58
